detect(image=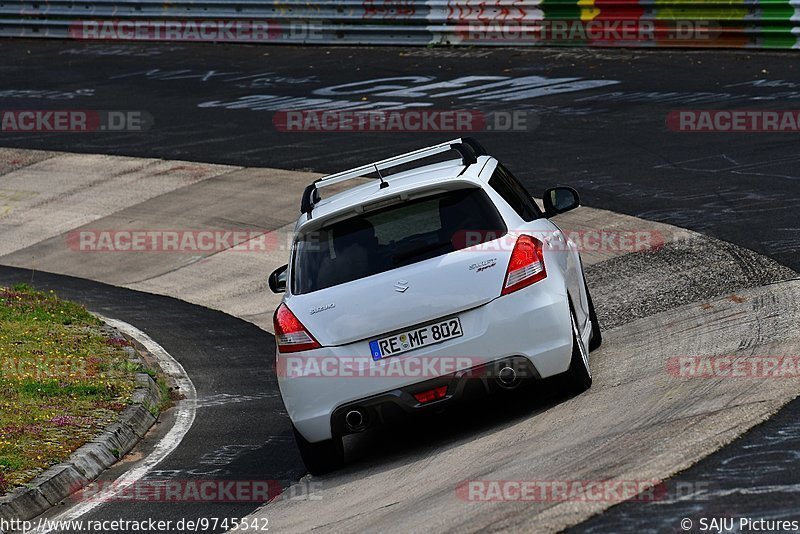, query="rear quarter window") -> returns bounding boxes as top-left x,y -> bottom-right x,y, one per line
488,164 -> 541,222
